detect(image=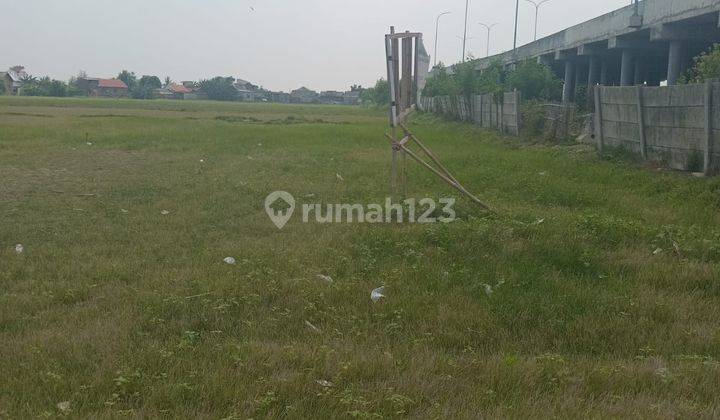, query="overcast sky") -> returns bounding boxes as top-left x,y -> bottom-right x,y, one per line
1,0 -> 631,92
